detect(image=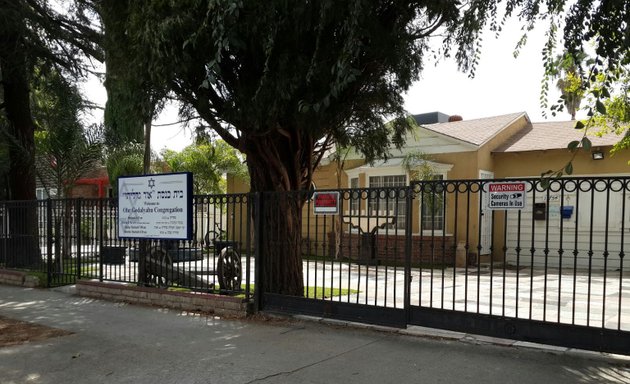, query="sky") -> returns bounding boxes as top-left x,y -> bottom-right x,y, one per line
83,17 -> 574,153
404,20 -> 575,123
